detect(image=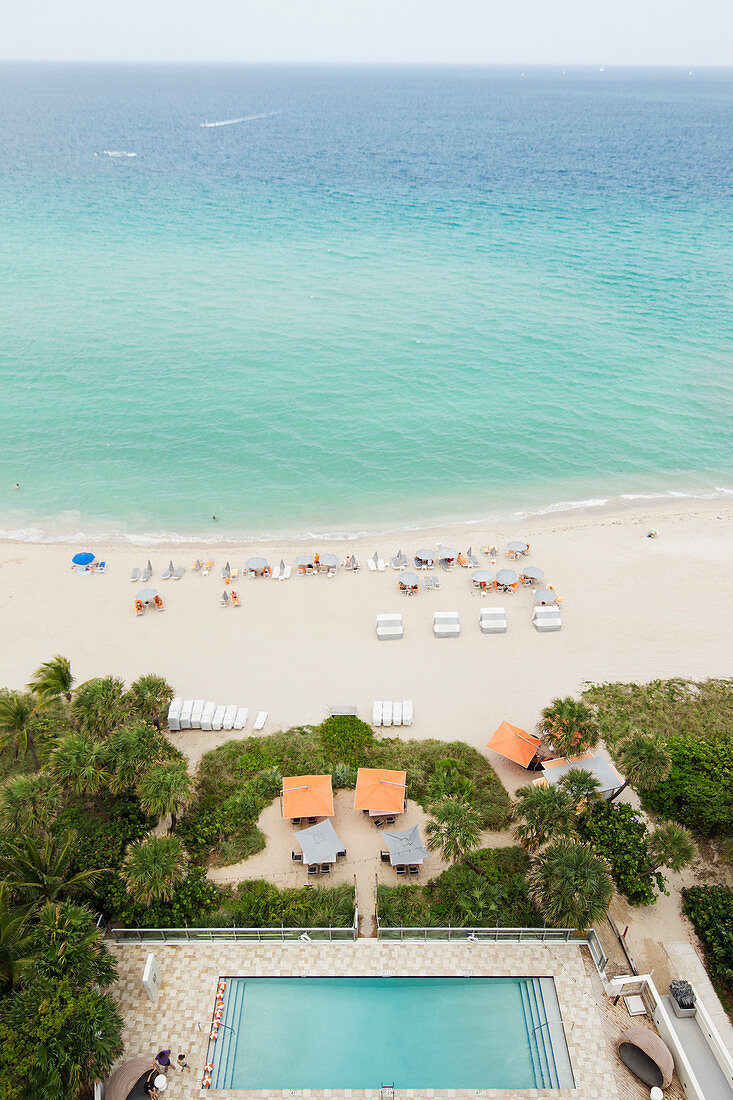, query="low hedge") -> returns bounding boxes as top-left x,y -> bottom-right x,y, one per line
682,885 -> 733,1012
